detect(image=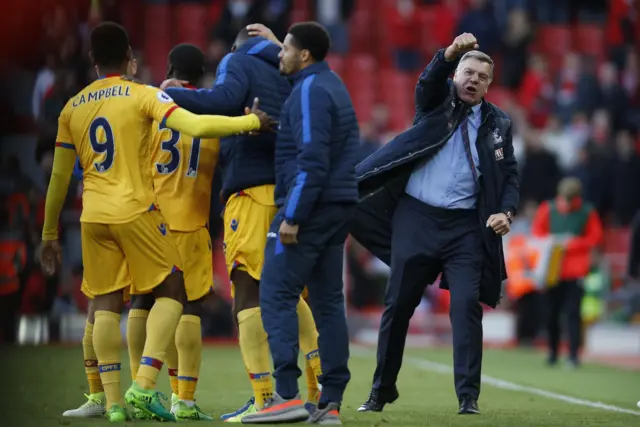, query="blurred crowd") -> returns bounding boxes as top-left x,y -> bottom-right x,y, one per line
2,0 -> 640,342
